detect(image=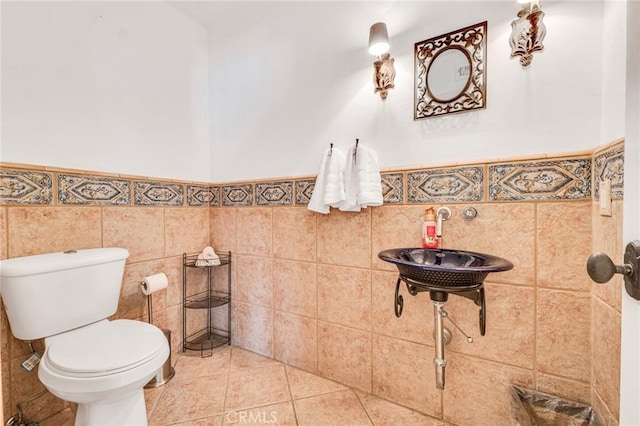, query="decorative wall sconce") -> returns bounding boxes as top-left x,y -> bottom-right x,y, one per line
368,22 -> 396,99
510,0 -> 546,67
